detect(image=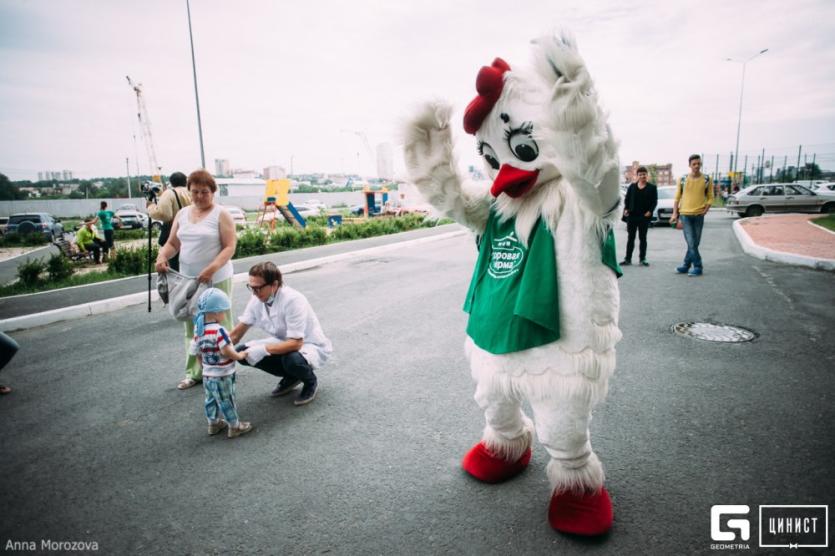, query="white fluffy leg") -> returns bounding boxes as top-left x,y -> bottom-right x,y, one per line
483,414 -> 535,463
529,393 -> 605,493
473,376 -> 534,462
546,451 -> 605,494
